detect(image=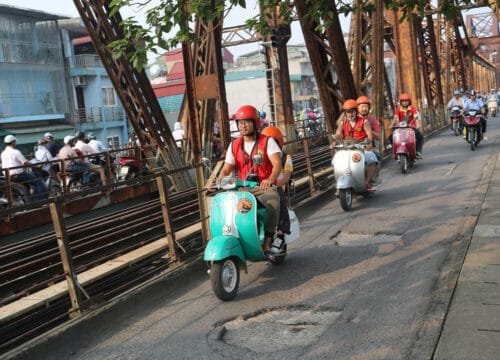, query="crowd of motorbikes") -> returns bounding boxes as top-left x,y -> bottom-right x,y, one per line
448,102 -> 492,151
0,150 -> 147,209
